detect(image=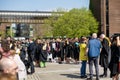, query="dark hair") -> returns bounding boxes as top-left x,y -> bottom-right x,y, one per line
1,39 -> 10,52
114,33 -> 120,36
111,34 -> 120,44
